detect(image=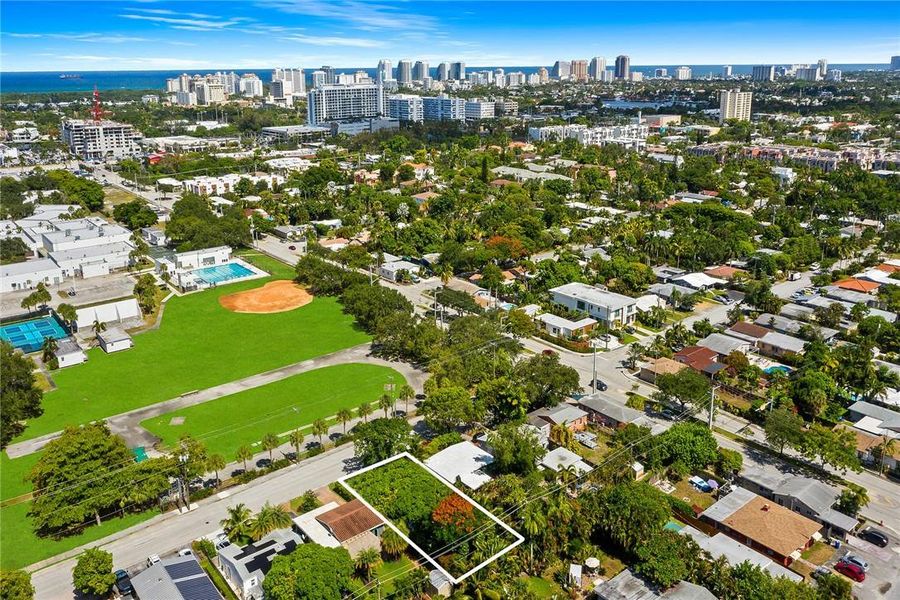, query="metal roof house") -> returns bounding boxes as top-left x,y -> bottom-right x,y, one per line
131,555 -> 222,600
217,528 -> 302,599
